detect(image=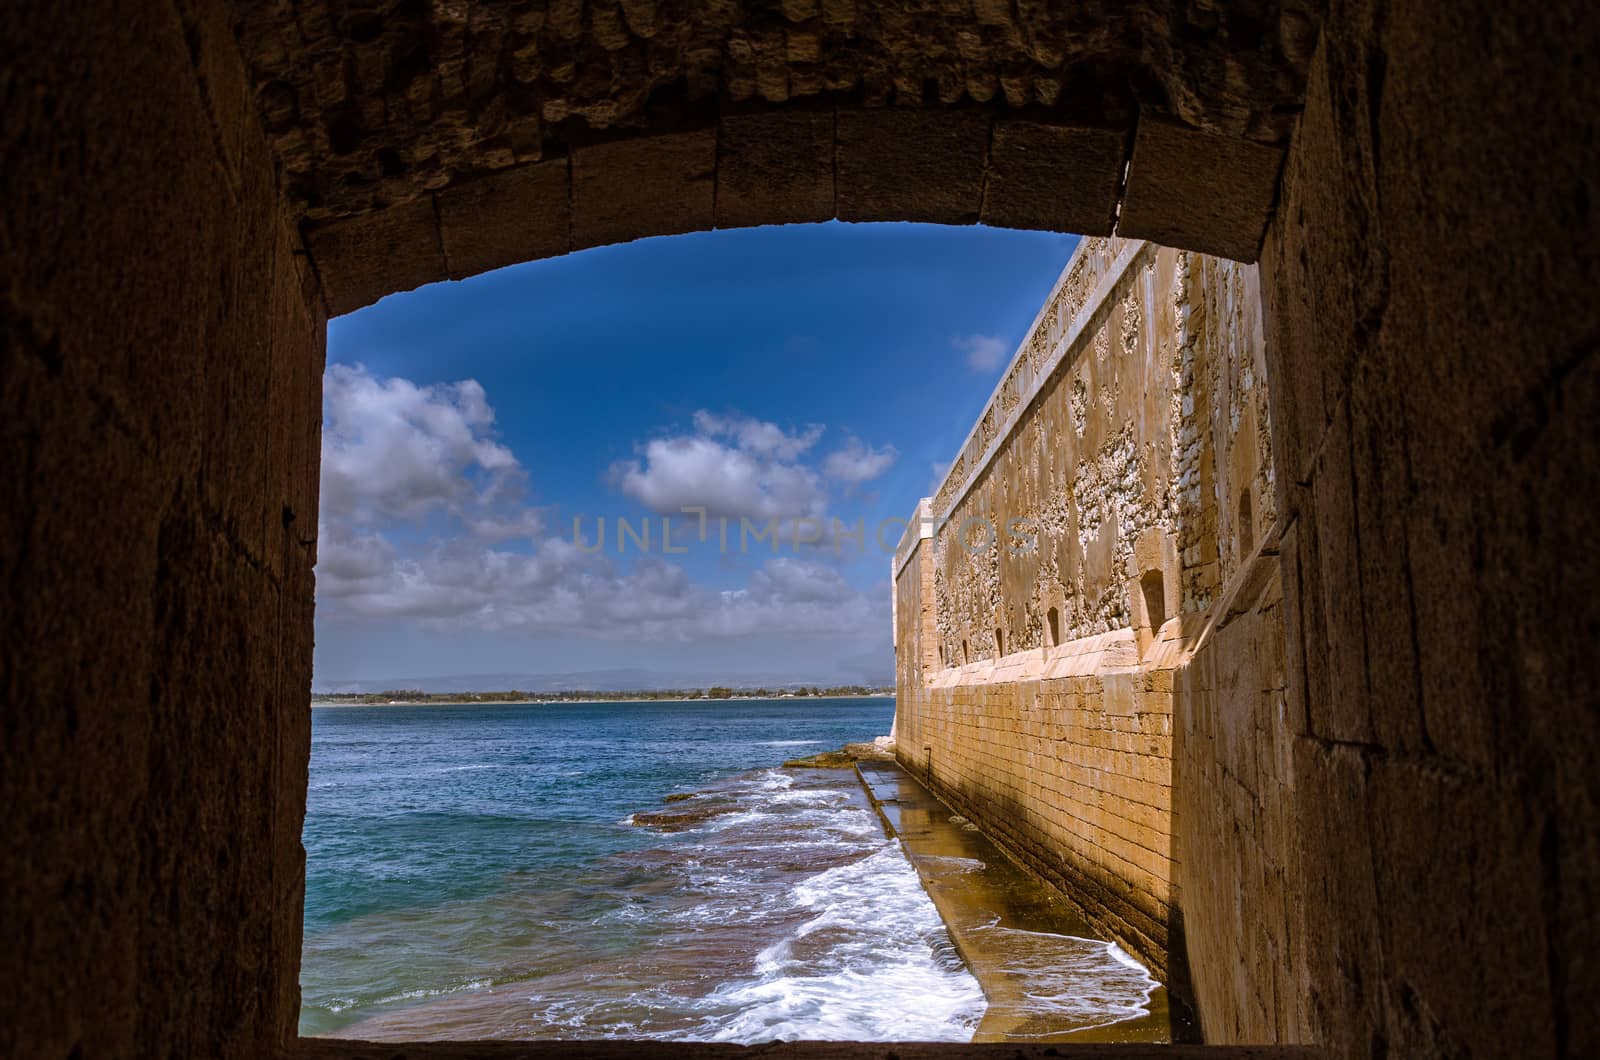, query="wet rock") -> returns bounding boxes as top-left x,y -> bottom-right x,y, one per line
629,802 -> 738,831
784,735 -> 895,769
